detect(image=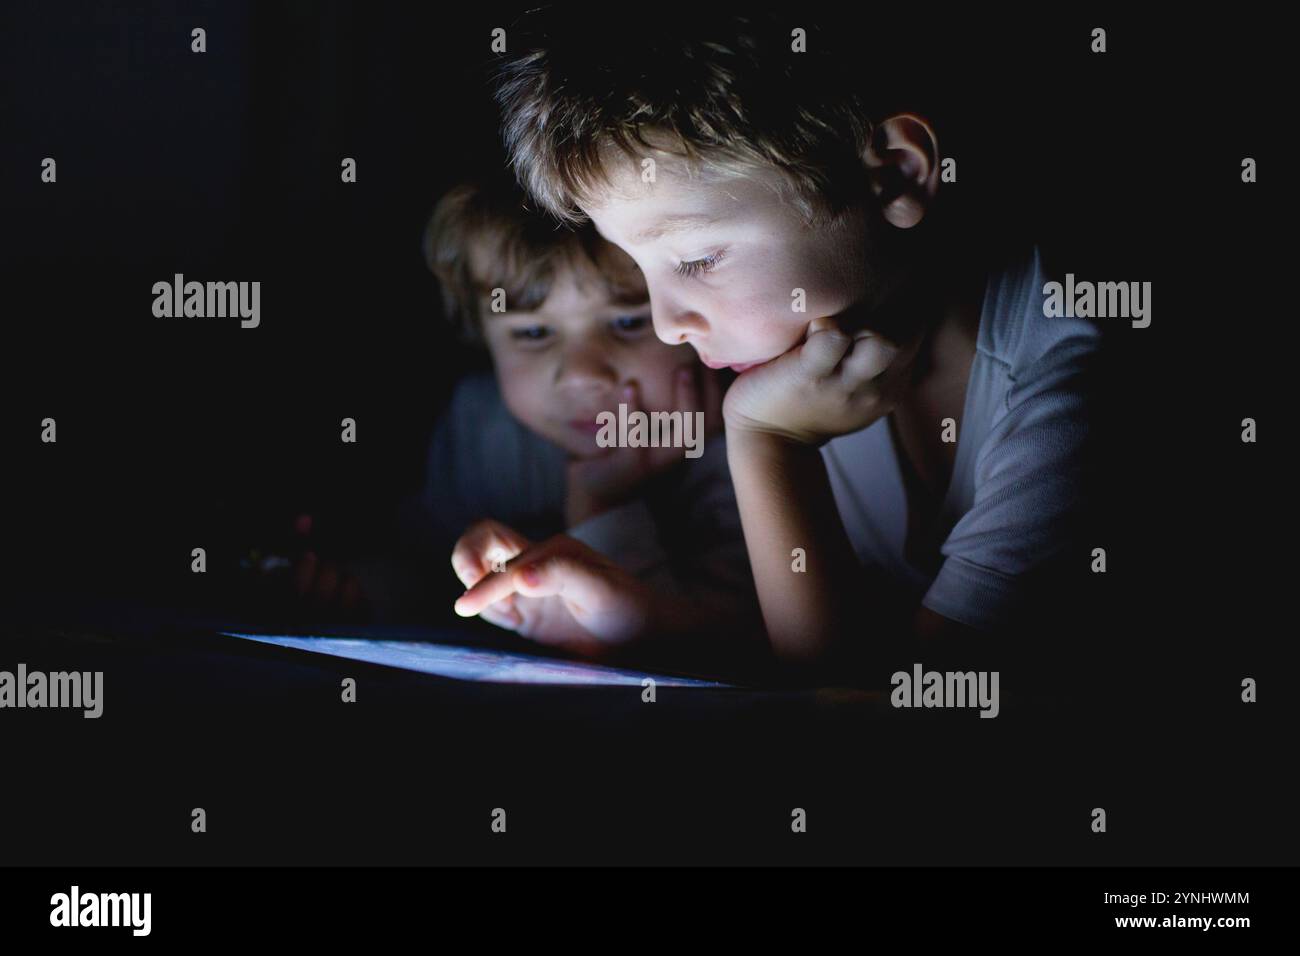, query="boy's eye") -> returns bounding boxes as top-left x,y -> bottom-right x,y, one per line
674,251 -> 724,279
611,314 -> 650,334
509,325 -> 551,343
